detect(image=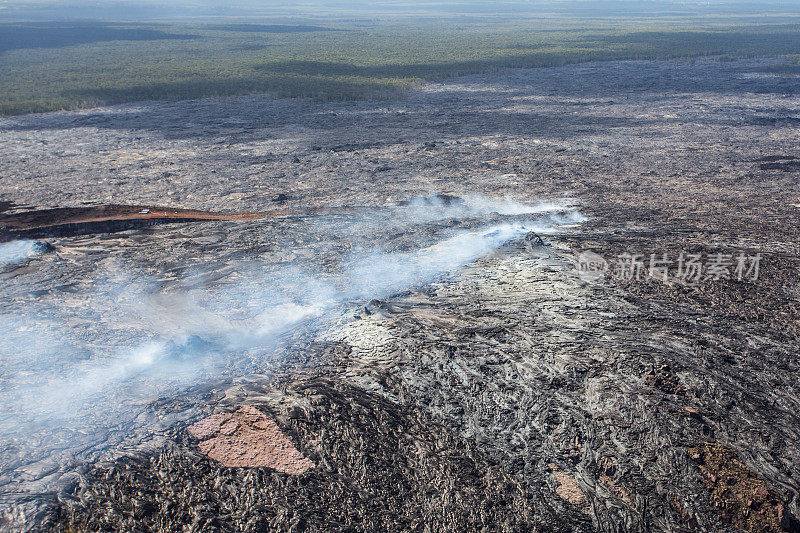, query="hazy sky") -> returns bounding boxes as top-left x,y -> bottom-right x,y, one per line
1,0 -> 798,21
